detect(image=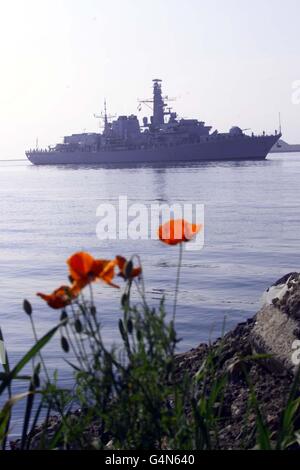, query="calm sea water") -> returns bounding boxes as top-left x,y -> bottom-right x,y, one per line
1,154 -> 300,436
